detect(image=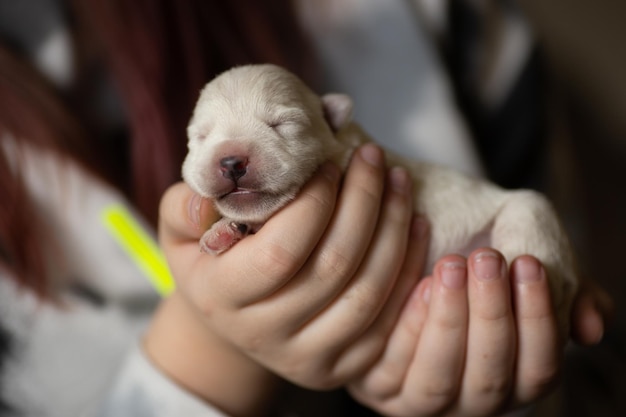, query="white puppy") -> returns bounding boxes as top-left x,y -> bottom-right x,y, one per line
182,64 -> 578,330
